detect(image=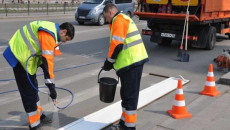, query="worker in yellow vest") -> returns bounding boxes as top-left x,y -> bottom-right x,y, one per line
3,21 -> 75,130
102,4 -> 149,130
